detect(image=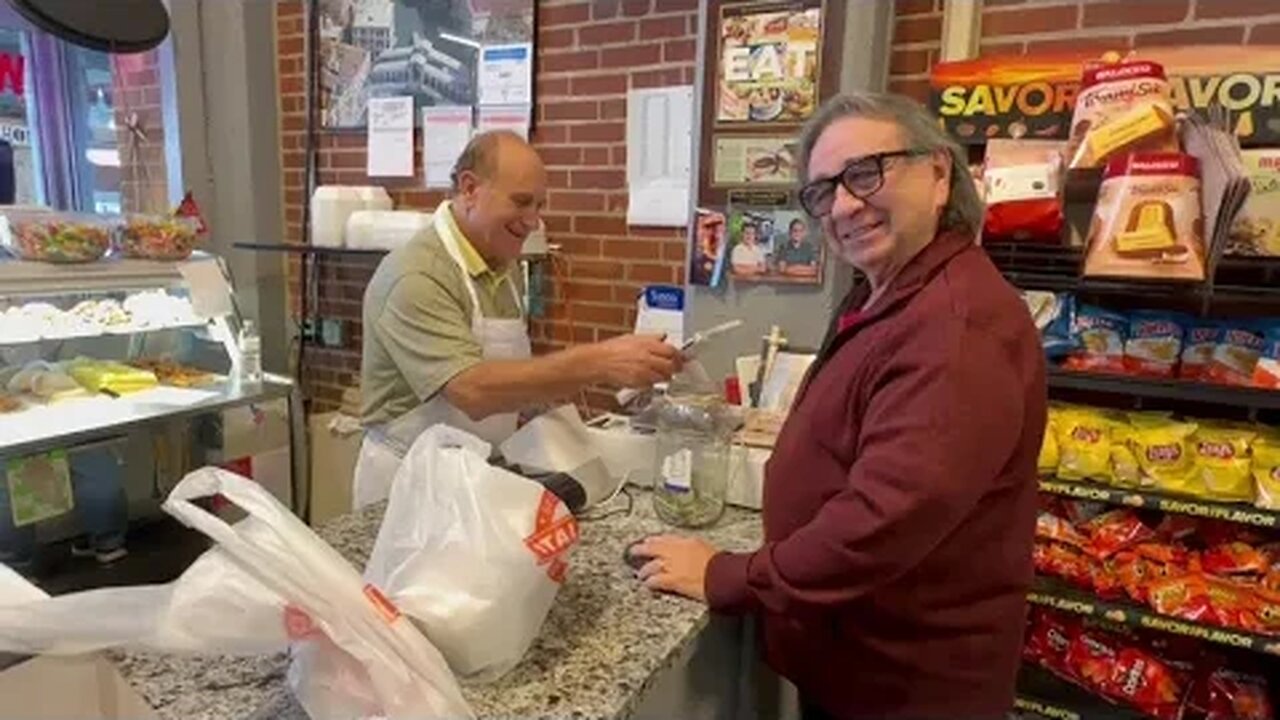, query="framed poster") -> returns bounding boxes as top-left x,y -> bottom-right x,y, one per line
716,1 -> 822,126
726,190 -> 824,285
317,0 -> 534,129
712,135 -> 798,186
